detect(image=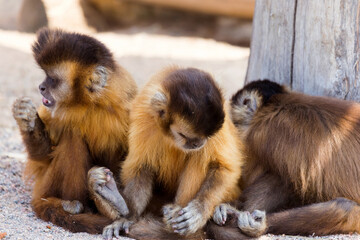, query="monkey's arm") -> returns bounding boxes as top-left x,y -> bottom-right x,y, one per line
88,167 -> 129,220
102,165 -> 154,239
212,173 -> 290,238
122,166 -> 154,218
12,98 -> 52,161
166,161 -> 240,235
